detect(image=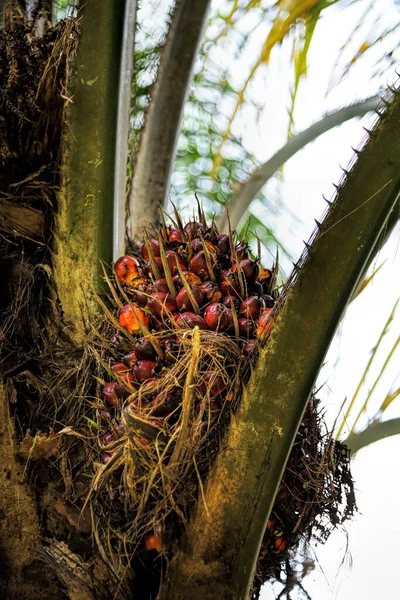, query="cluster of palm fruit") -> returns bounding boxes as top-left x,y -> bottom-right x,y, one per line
98,215 -> 278,469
